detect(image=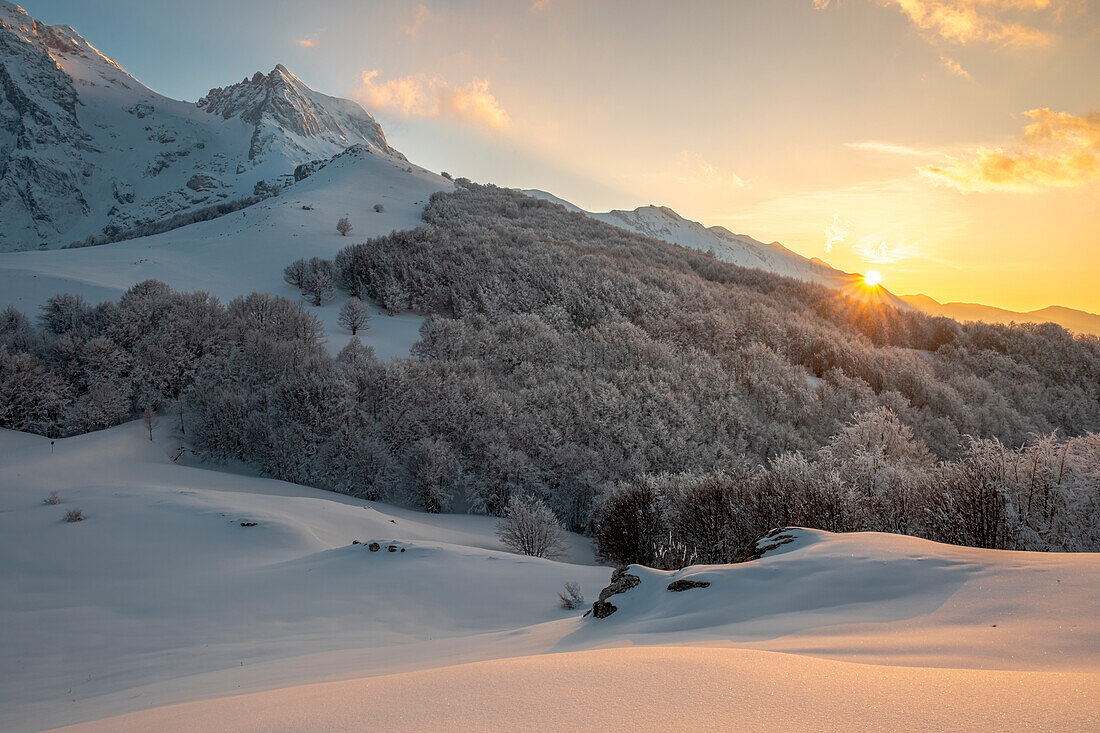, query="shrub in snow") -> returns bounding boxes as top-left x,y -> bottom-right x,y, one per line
64,509 -> 85,522
336,216 -> 353,236
338,297 -> 371,335
373,203 -> 384,213
559,581 -> 585,609
43,491 -> 62,505
496,495 -> 568,559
